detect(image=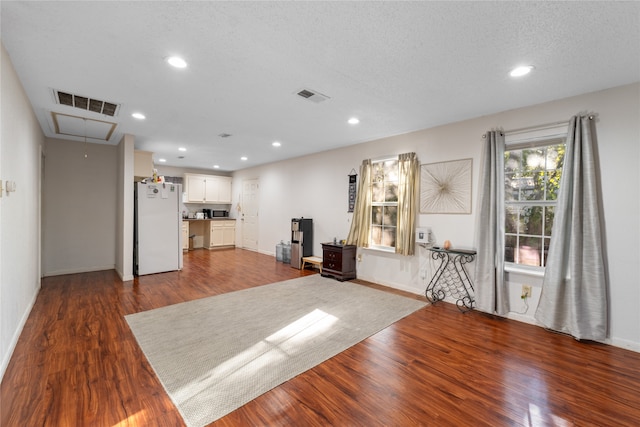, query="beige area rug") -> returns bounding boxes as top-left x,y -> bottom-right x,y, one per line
125,275 -> 427,427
